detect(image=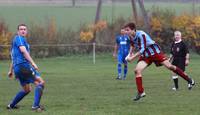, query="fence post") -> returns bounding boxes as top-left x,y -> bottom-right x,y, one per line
93,42 -> 96,64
